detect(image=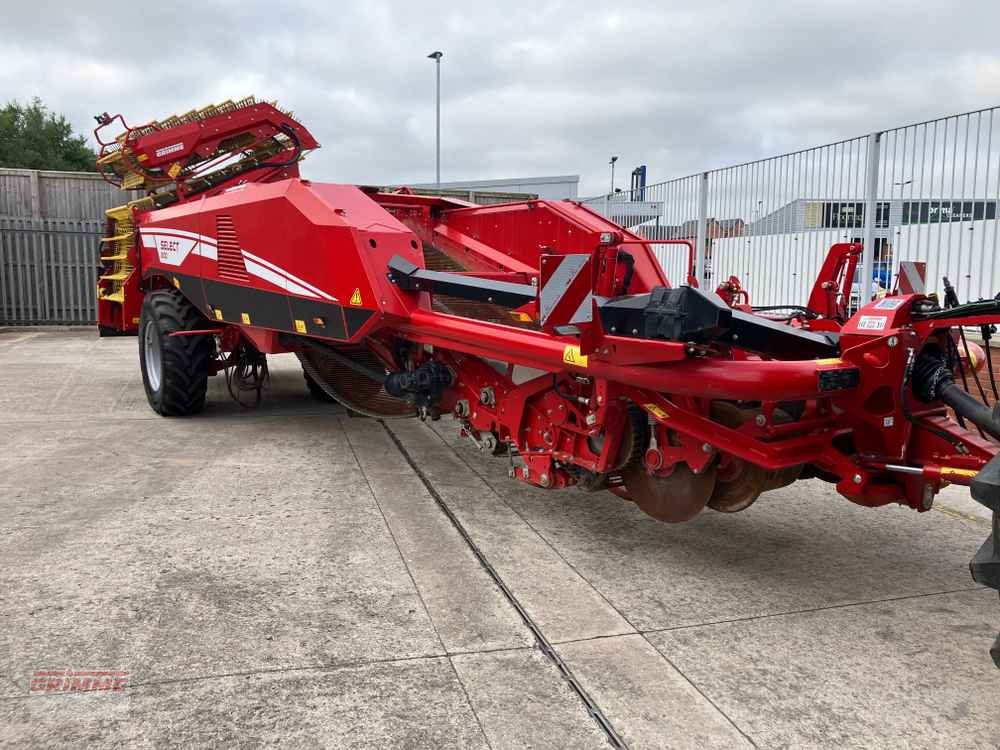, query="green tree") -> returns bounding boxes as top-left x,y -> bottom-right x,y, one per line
0,98 -> 96,171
